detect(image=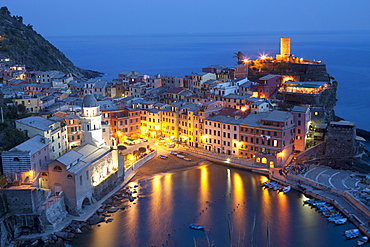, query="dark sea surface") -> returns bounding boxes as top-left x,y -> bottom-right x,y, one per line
47,31 -> 370,130
71,164 -> 357,247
